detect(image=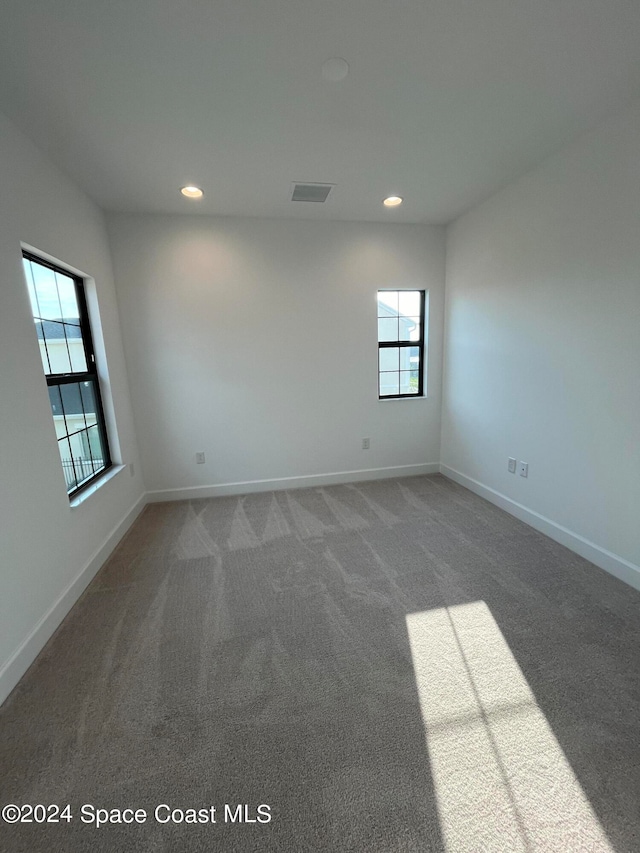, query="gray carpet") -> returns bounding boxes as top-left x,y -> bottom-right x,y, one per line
1,474 -> 640,852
